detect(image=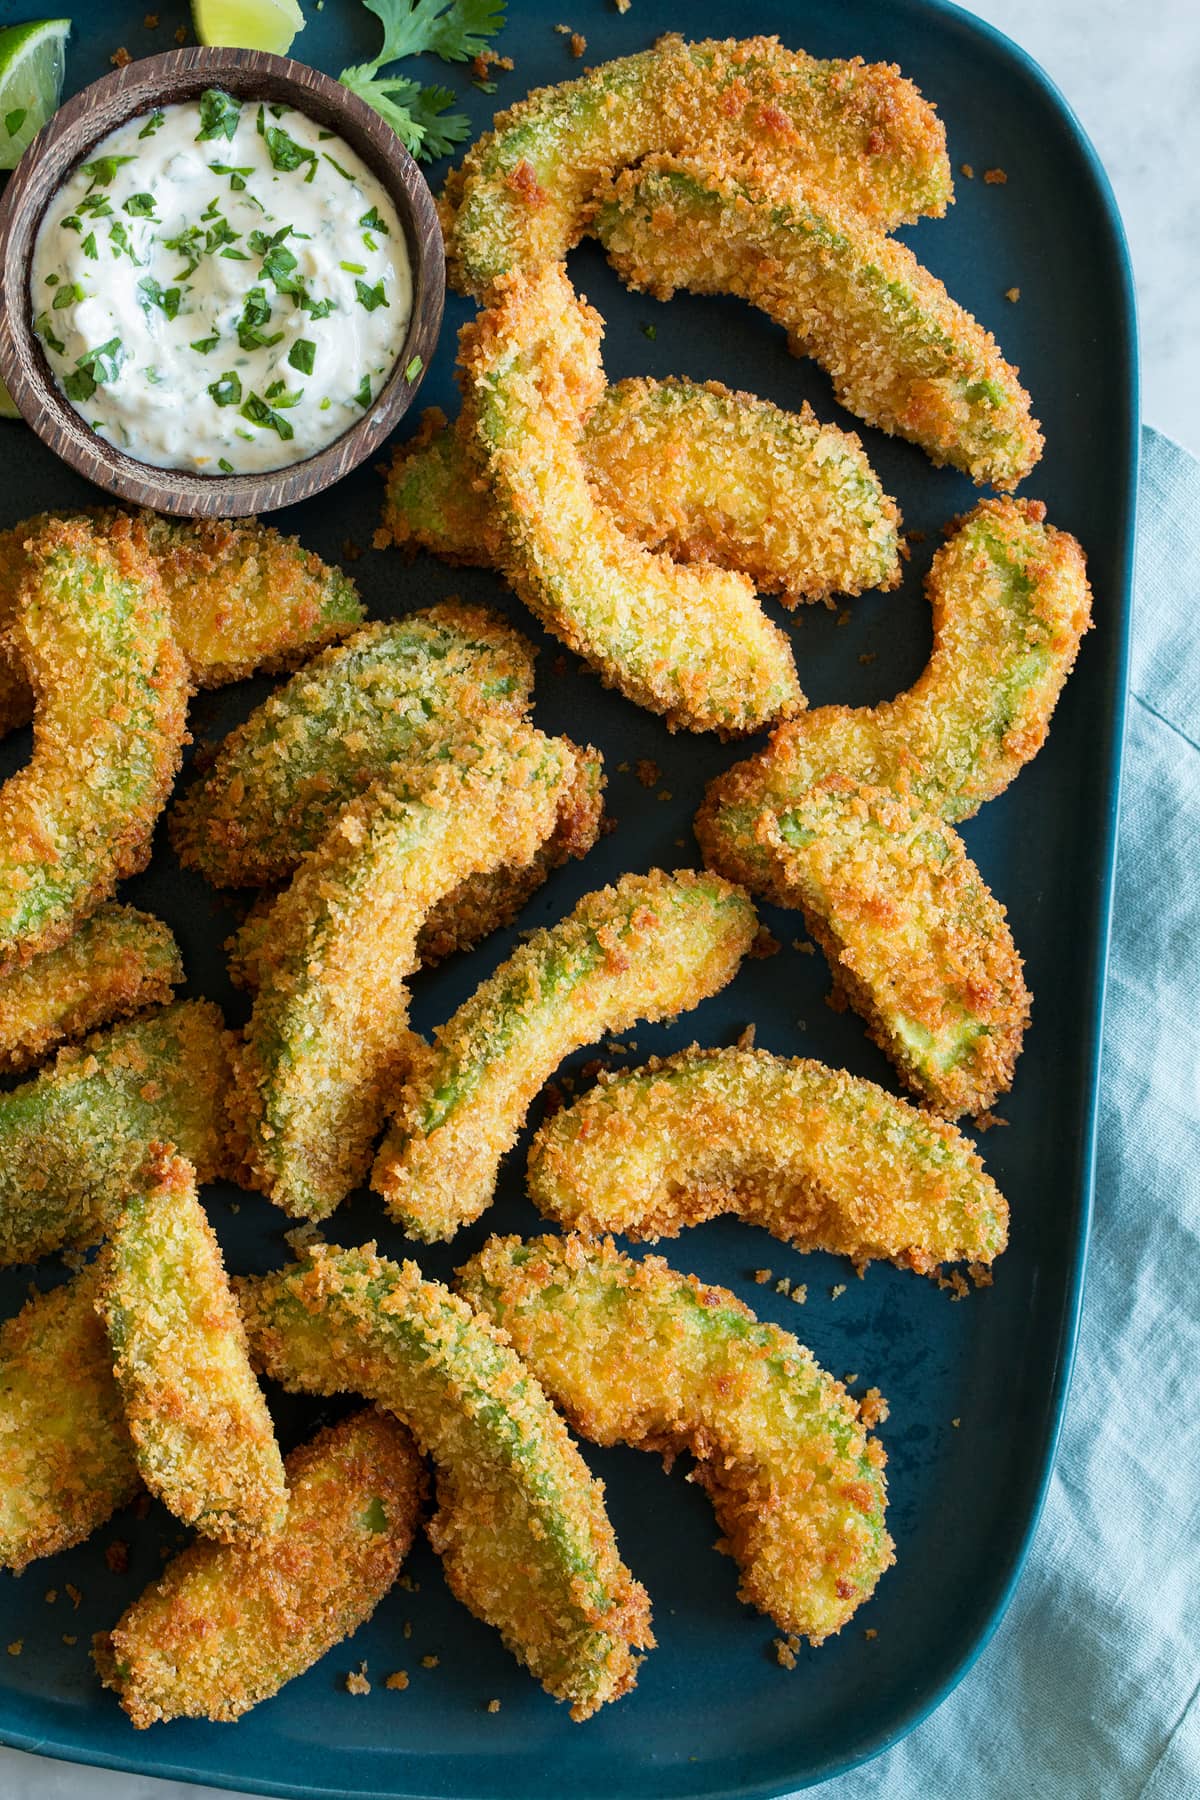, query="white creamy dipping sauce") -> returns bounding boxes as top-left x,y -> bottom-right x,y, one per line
30,88 -> 413,473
